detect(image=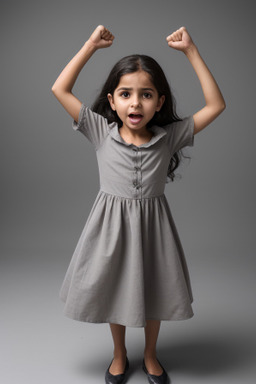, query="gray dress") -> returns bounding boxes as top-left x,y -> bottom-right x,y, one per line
60,104 -> 195,327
